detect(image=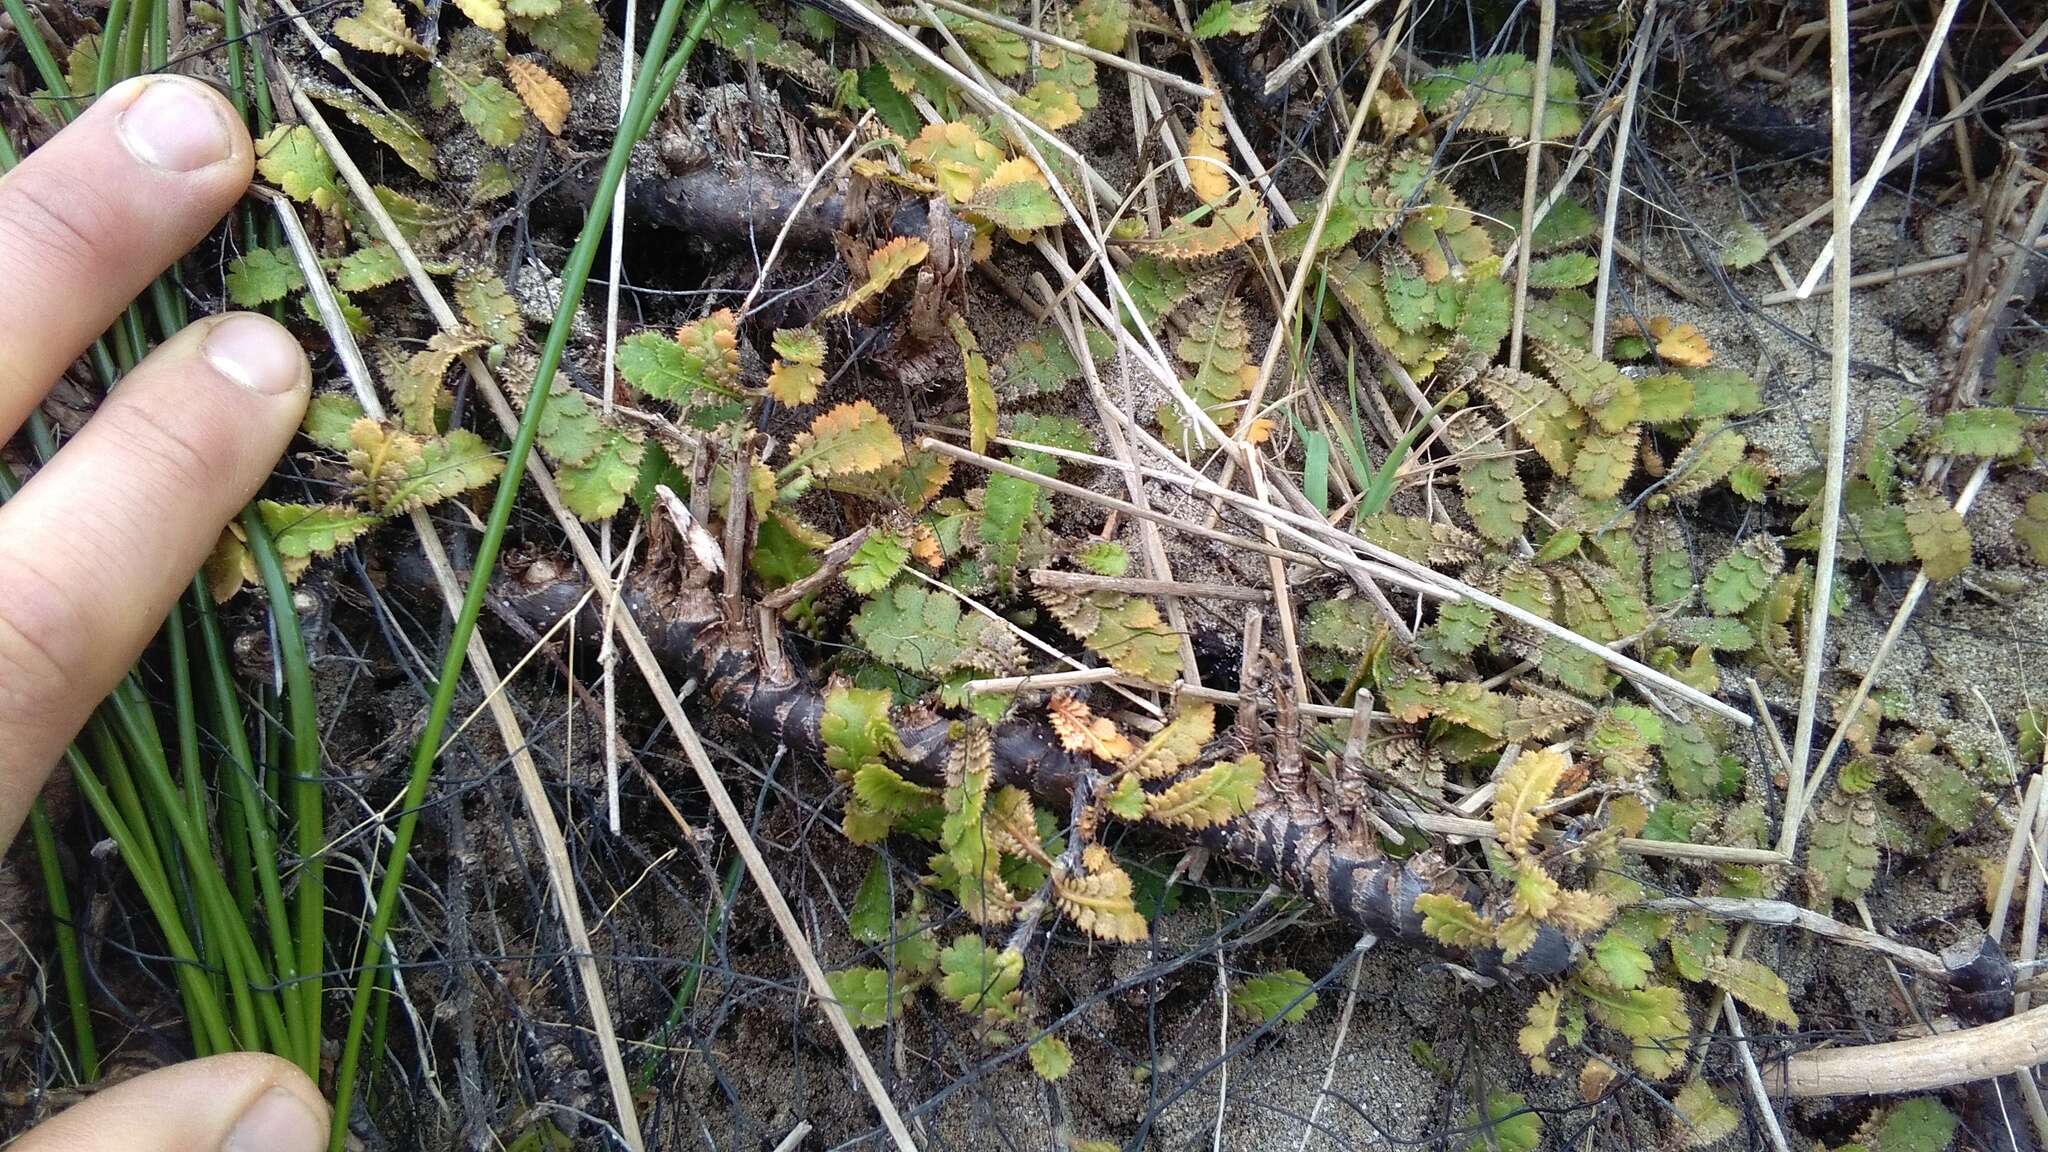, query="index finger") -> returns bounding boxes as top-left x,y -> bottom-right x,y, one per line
0,73 -> 254,439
